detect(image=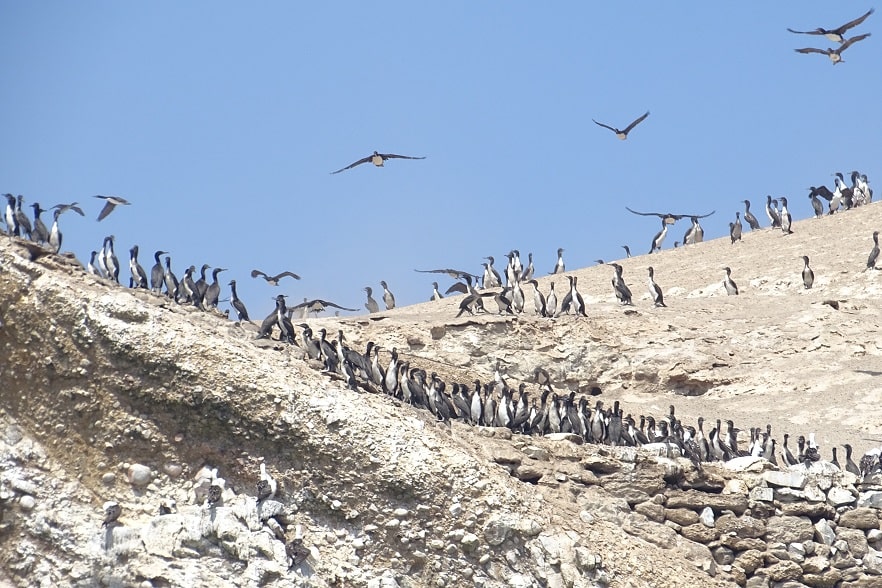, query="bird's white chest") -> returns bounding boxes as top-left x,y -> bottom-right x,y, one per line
371,155 -> 385,167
